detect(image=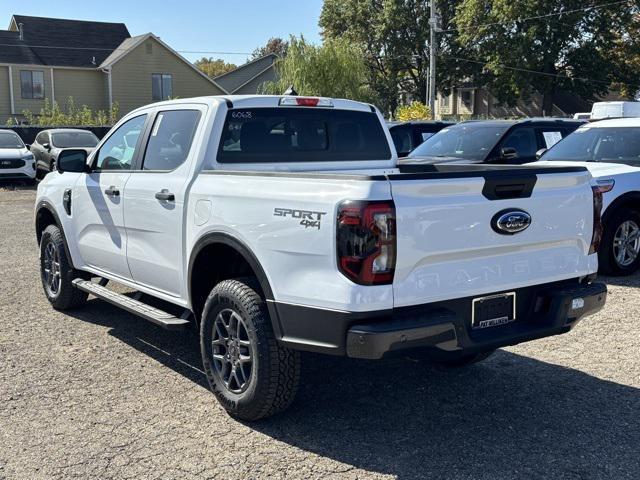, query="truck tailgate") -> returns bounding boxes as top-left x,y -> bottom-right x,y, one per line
389,166 -> 598,307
